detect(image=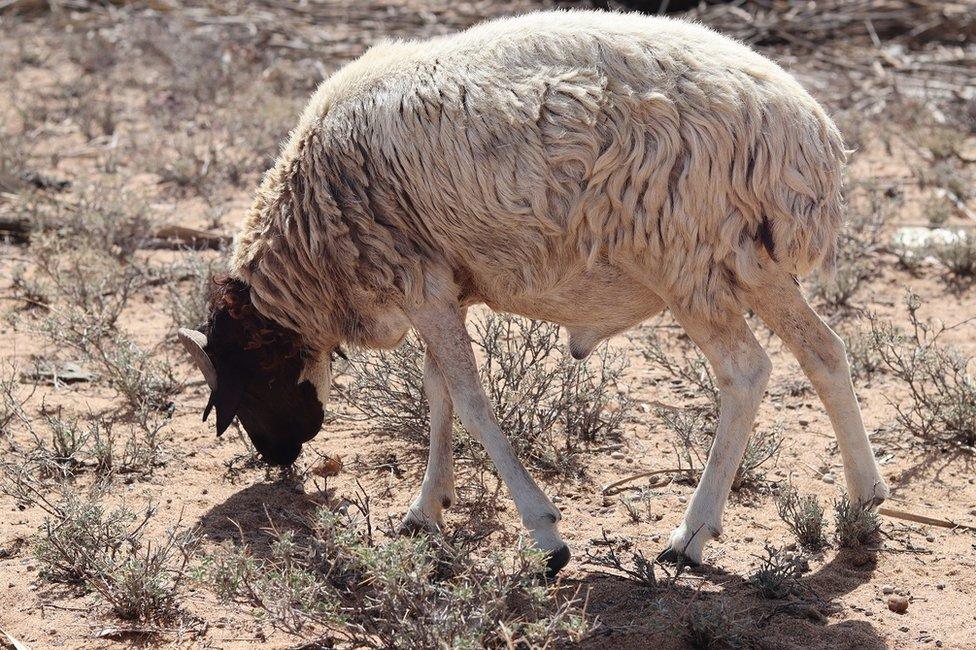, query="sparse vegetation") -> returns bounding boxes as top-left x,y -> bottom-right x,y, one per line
813,183 -> 891,309
864,291 -> 976,448
645,328 -> 782,490
18,411 -> 167,481
31,489 -> 197,623
834,493 -> 881,549
198,506 -> 590,647
776,486 -> 827,550
929,229 -> 976,280
684,601 -> 748,649
349,314 -> 632,476
749,545 -> 803,599
584,530 -> 676,590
